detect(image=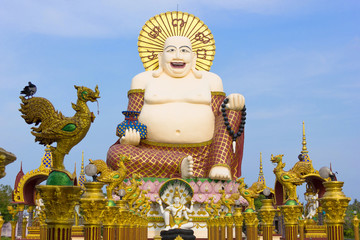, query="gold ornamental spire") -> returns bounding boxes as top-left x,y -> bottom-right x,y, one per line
302,121 -> 308,154
72,162 -> 77,180
258,152 -> 265,184
80,151 -> 85,175
78,151 -> 86,189
259,152 -> 263,175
